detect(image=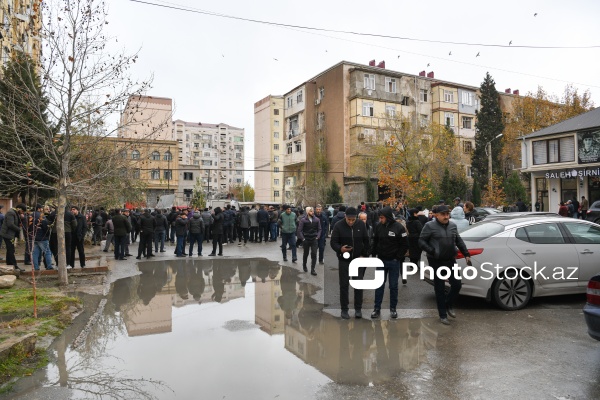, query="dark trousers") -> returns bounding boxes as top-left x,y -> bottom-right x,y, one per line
176,235 -> 185,256
302,238 -> 318,268
188,232 -> 203,255
238,228 -> 249,244
317,234 -> 327,262
205,225 -> 212,242
4,237 -> 17,267
92,226 -> 102,245
431,259 -> 462,319
71,235 -> 86,267
212,233 -> 223,255
339,260 -> 366,311
114,235 -> 127,259
281,233 -> 297,260
138,231 -> 153,257
170,225 -> 176,243
52,232 -> 72,266
258,223 -> 268,242
374,259 -> 400,310
249,226 -> 258,241
269,222 -> 278,240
